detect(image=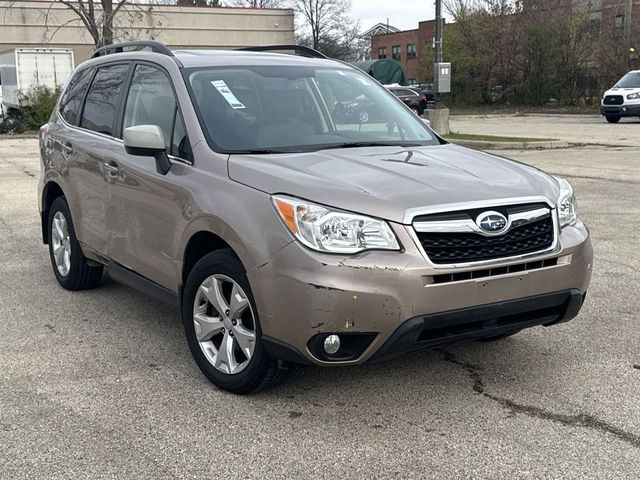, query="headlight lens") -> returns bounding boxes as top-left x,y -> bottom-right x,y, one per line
272,195 -> 400,253
555,177 -> 577,228
626,92 -> 640,100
